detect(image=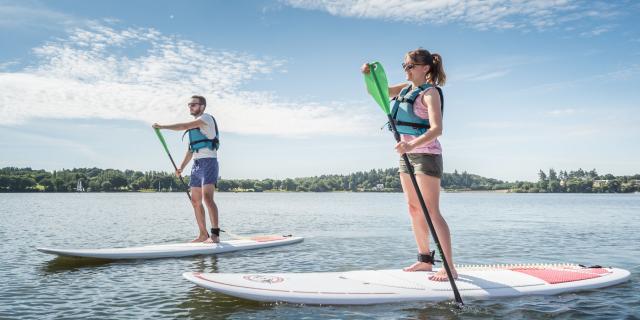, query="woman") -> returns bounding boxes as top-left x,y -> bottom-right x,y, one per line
362,49 -> 456,281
